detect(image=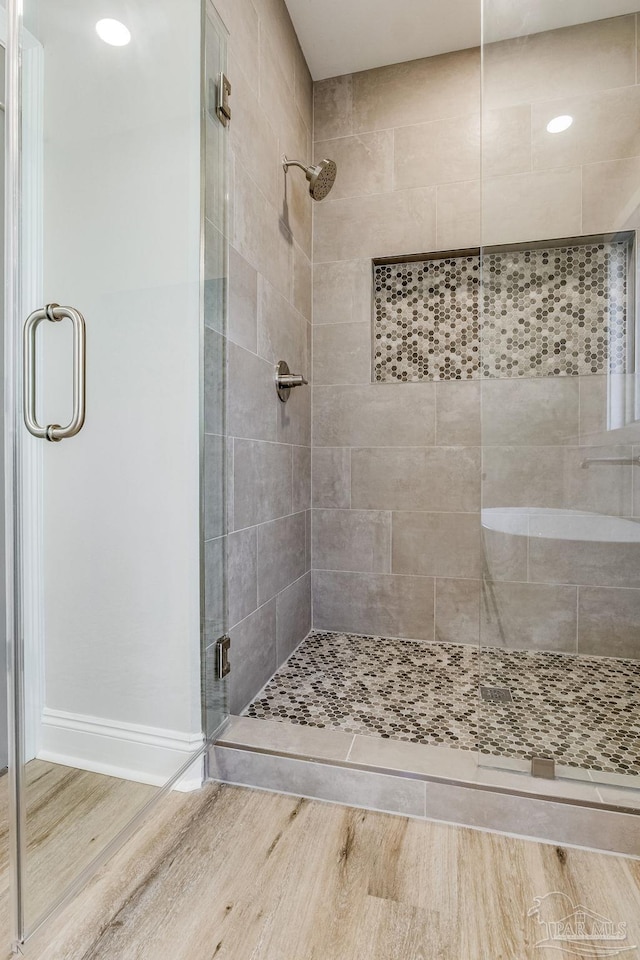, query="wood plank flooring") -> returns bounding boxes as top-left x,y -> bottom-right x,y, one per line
18,782 -> 640,960
0,761 -> 156,950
